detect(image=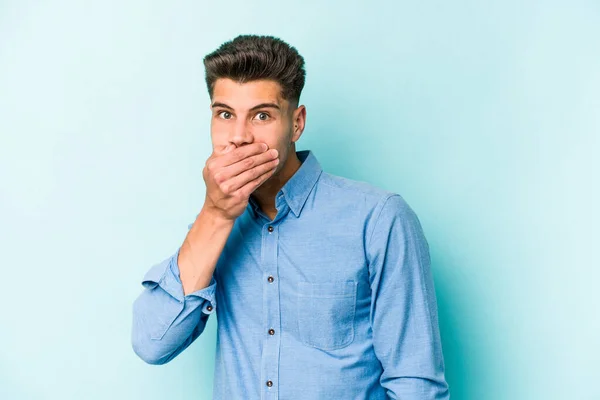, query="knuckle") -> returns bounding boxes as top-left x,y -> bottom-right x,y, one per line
232,192 -> 244,203
220,183 -> 231,194
243,157 -> 254,168
238,191 -> 249,201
